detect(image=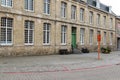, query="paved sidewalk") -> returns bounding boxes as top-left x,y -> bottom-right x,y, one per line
0,51 -> 120,74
